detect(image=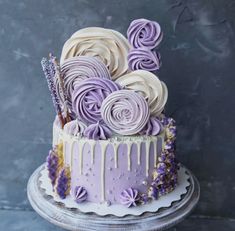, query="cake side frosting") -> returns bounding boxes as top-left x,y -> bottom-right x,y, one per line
53,117 -> 165,204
